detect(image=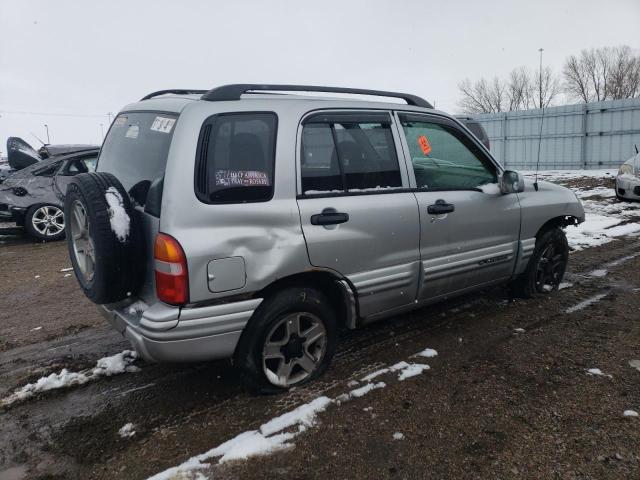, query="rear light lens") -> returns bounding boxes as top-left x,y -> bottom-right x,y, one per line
154,233 -> 188,305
